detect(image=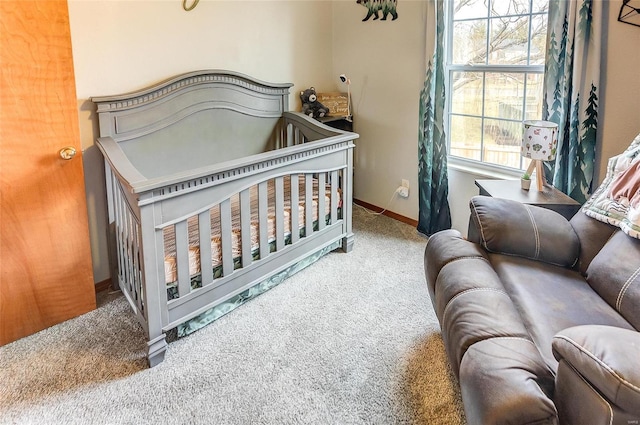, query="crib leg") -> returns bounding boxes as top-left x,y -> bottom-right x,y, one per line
341,233 -> 355,253
147,333 -> 168,367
